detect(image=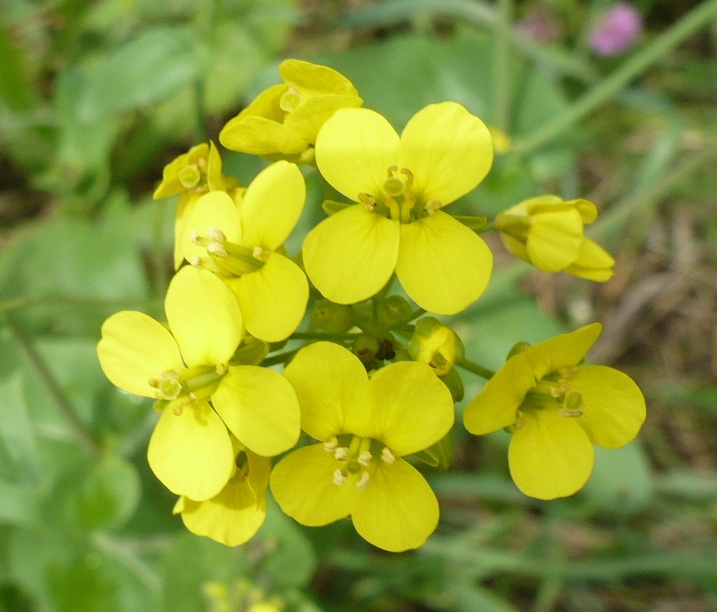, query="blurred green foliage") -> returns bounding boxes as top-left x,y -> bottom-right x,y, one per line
1,0 -> 717,610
